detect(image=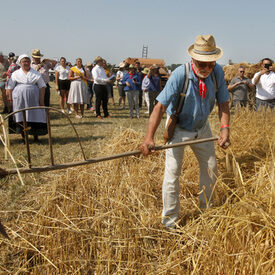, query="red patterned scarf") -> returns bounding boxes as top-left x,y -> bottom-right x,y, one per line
191,60 -> 207,99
